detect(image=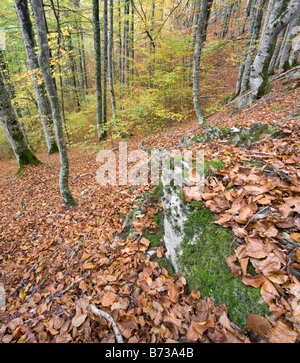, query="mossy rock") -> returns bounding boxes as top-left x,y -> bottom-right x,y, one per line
193,125 -> 230,143
228,122 -> 279,148
174,200 -> 270,328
